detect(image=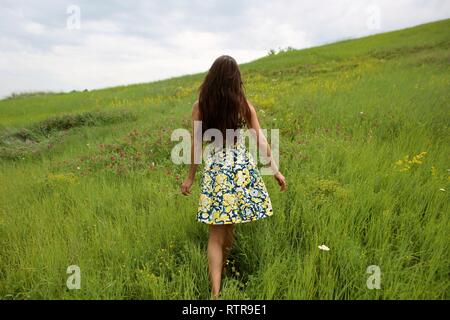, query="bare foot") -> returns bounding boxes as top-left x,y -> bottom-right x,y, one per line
211,292 -> 221,300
